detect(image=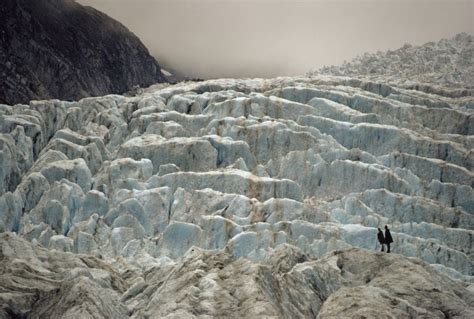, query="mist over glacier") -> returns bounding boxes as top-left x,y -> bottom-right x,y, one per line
78,0 -> 473,79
